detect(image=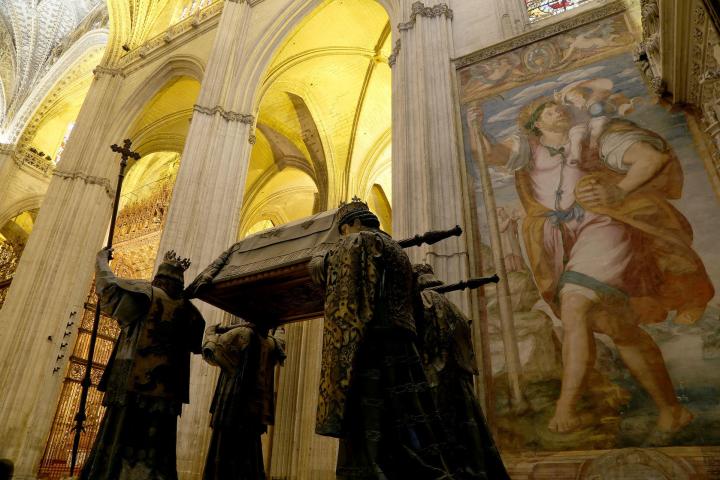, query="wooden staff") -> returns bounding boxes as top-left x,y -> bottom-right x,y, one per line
469,117 -> 527,411
69,139 -> 141,476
